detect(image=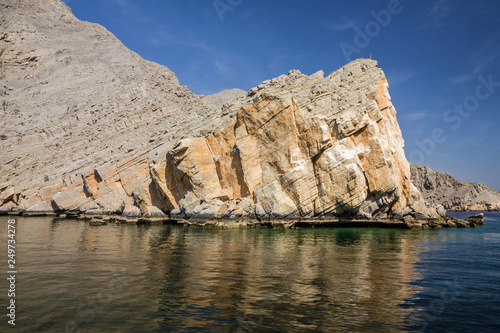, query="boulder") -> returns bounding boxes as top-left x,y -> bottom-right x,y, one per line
122,204 -> 141,217
466,213 -> 485,226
